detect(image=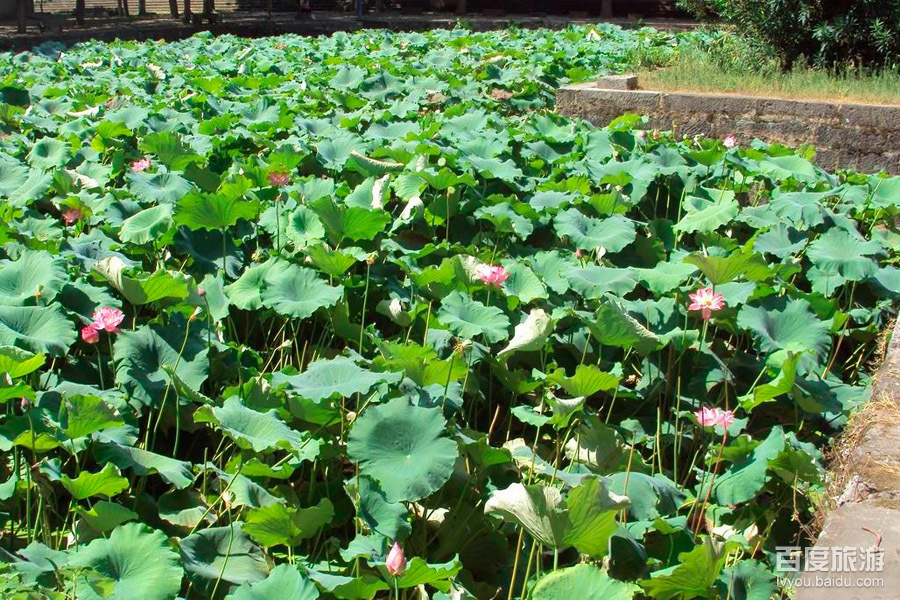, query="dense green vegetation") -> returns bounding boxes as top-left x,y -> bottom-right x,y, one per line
677,0 -> 900,69
0,24 -> 897,600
